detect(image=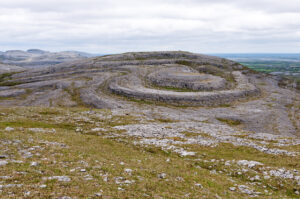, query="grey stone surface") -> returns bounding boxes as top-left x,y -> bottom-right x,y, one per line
0,89 -> 26,98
